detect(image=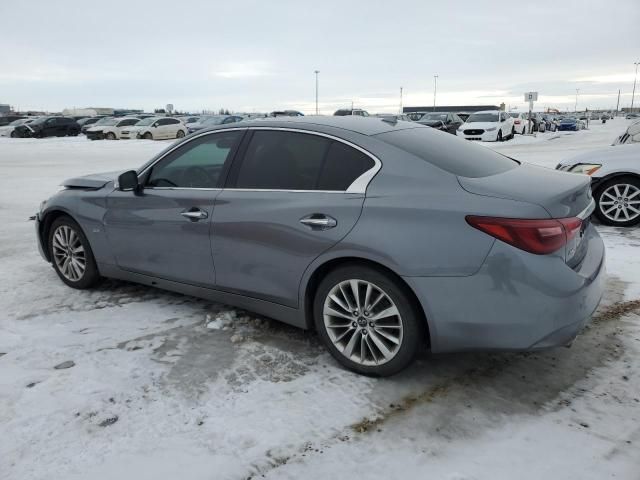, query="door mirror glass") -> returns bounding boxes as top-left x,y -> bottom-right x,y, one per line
117,170 -> 139,191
